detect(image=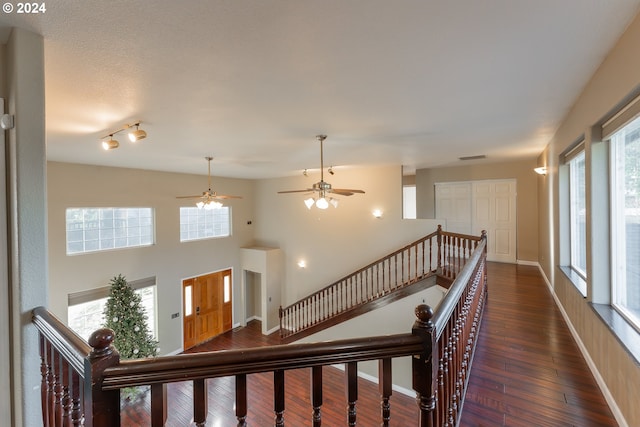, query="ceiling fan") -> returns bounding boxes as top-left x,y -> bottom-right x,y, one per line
176,156 -> 242,209
278,135 -> 365,209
